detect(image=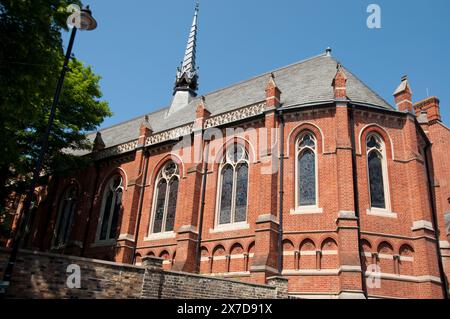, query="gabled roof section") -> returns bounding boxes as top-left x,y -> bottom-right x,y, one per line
75,52 -> 394,156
